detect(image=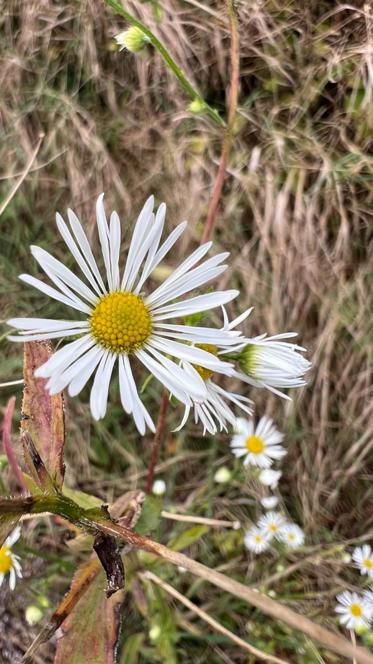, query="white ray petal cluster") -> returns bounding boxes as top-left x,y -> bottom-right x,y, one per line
234,332 -> 311,399
244,527 -> 271,554
335,591 -> 373,631
277,523 -> 305,549
230,416 -> 286,468
0,526 -> 23,591
8,195 -> 243,434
